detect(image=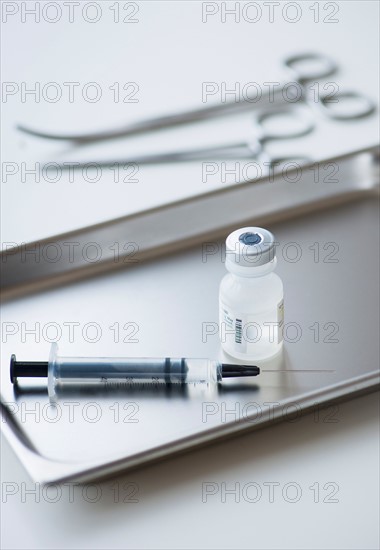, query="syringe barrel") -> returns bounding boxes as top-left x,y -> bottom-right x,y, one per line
48,345 -> 221,396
